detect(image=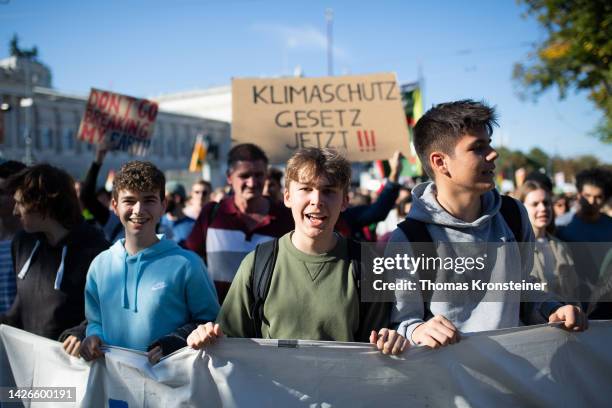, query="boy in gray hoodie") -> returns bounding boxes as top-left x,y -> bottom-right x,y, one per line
389,100 -> 587,349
